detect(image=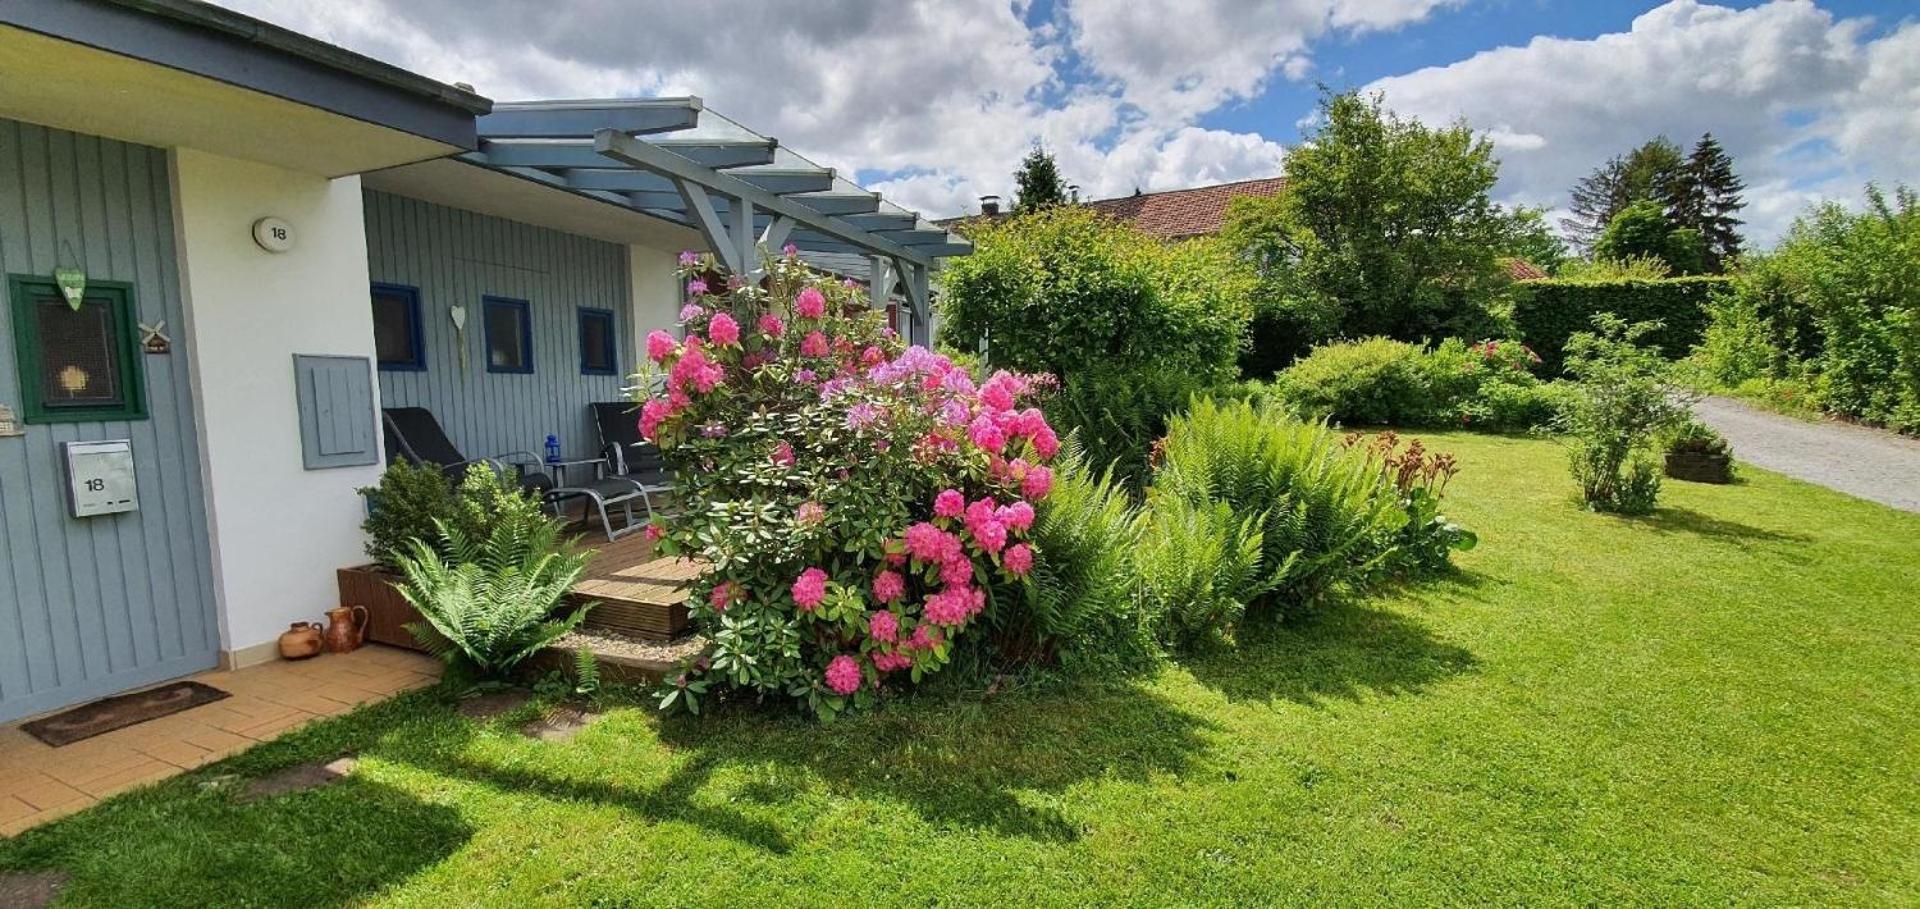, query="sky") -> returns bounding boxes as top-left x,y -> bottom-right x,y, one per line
220,0 -> 1919,246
